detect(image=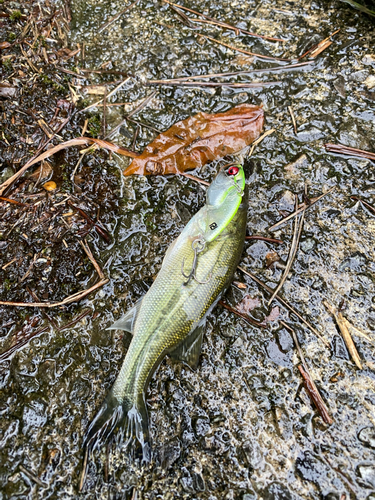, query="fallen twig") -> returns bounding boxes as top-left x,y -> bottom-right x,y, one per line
0,326 -> 49,362
0,278 -> 108,308
268,187 -> 336,231
281,320 -> 333,425
146,80 -> 278,89
147,62 -> 311,84
180,173 -> 210,186
246,235 -> 284,244
351,196 -> 375,215
201,34 -> 290,61
19,465 -> 48,488
325,143 -> 375,161
268,195 -> 304,305
79,77 -> 131,112
299,29 -> 340,59
0,137 -> 138,197
298,364 -> 333,424
80,239 -> 105,280
323,301 -> 362,369
342,318 -> 374,345
288,106 -> 297,134
238,266 -> 329,346
248,129 -> 275,157
162,0 -> 284,41
0,196 -> 28,207
219,300 -> 266,328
